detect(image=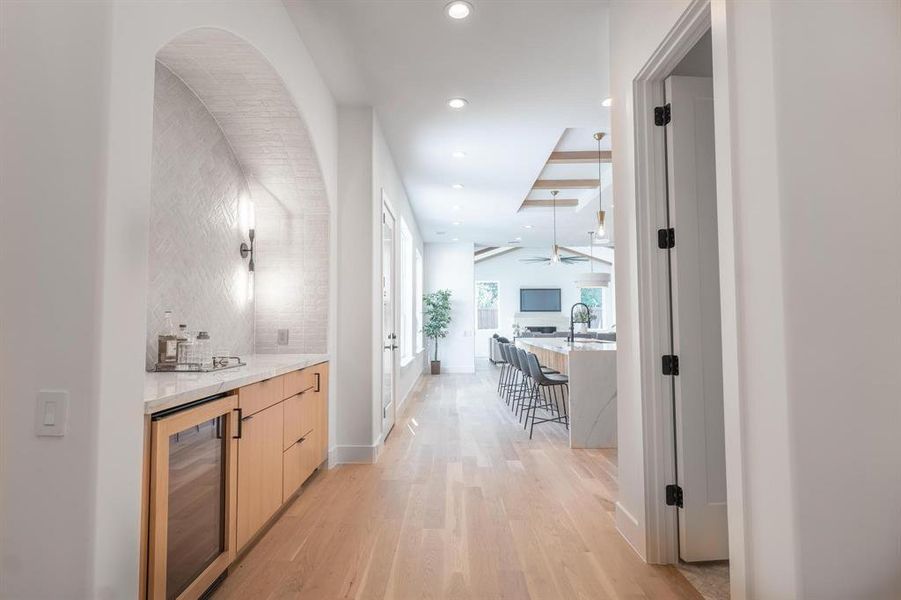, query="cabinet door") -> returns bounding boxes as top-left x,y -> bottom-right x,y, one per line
236,402 -> 283,550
